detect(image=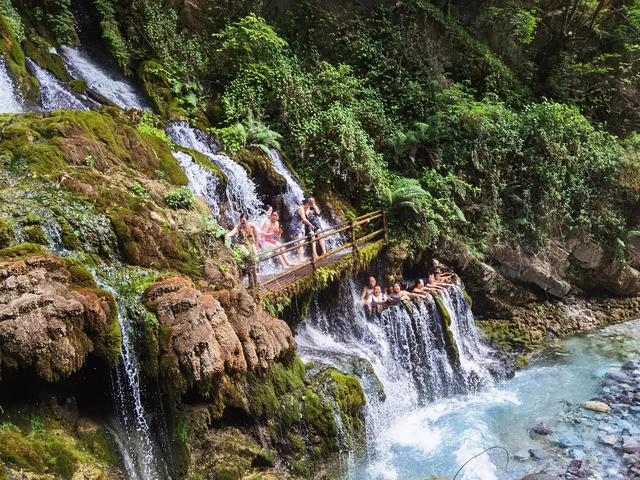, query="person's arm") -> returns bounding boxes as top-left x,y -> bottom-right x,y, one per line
298,206 -> 315,231
311,199 -> 321,215
251,223 -> 261,247
361,288 -> 369,301
224,225 -> 238,247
